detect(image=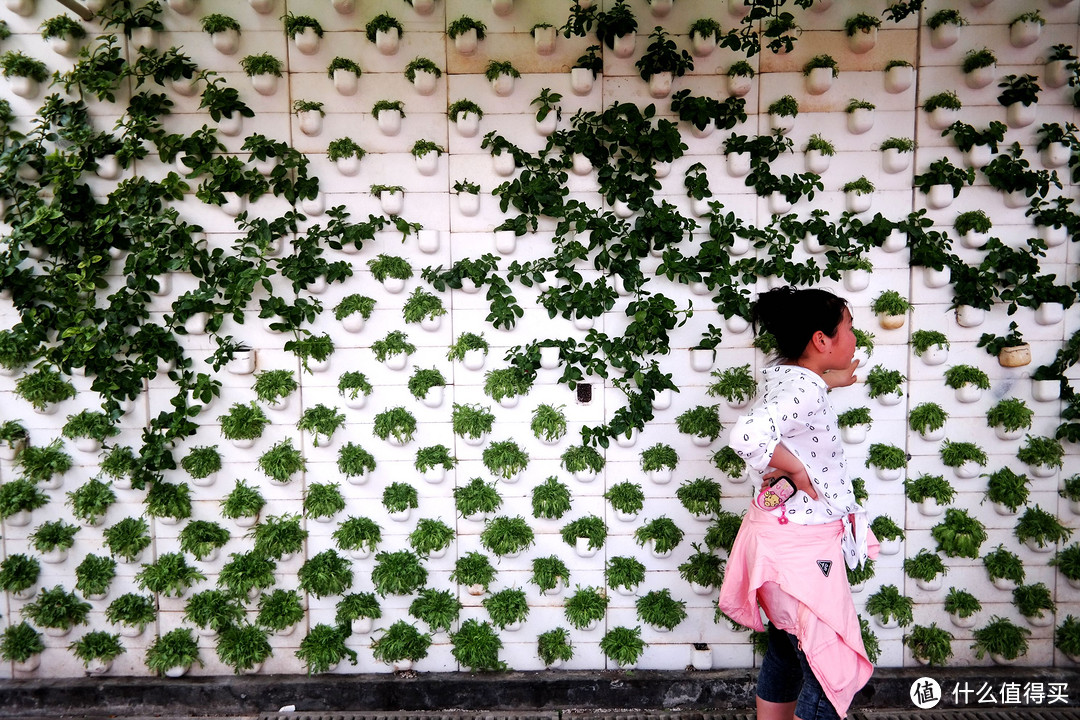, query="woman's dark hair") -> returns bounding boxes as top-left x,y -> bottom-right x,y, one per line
752,286 -> 848,363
